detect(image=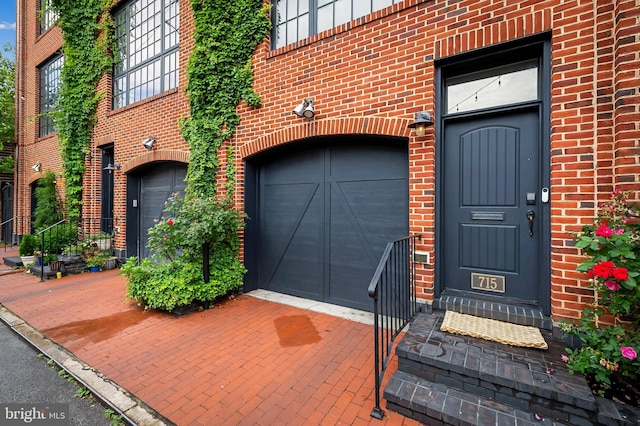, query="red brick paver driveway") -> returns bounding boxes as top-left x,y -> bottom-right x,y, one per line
0,251 -> 419,426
